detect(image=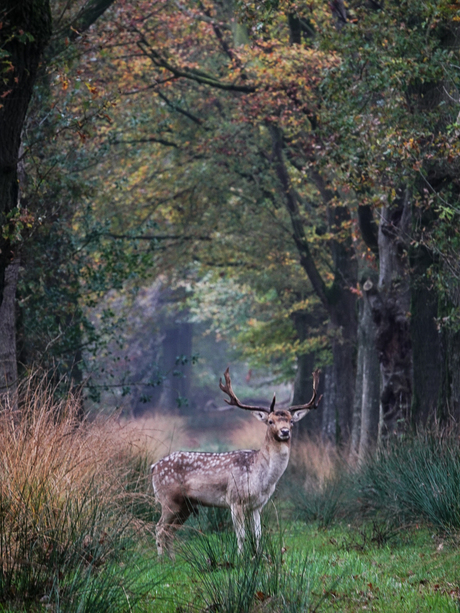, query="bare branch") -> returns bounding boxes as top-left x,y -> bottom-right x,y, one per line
111,136 -> 179,148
